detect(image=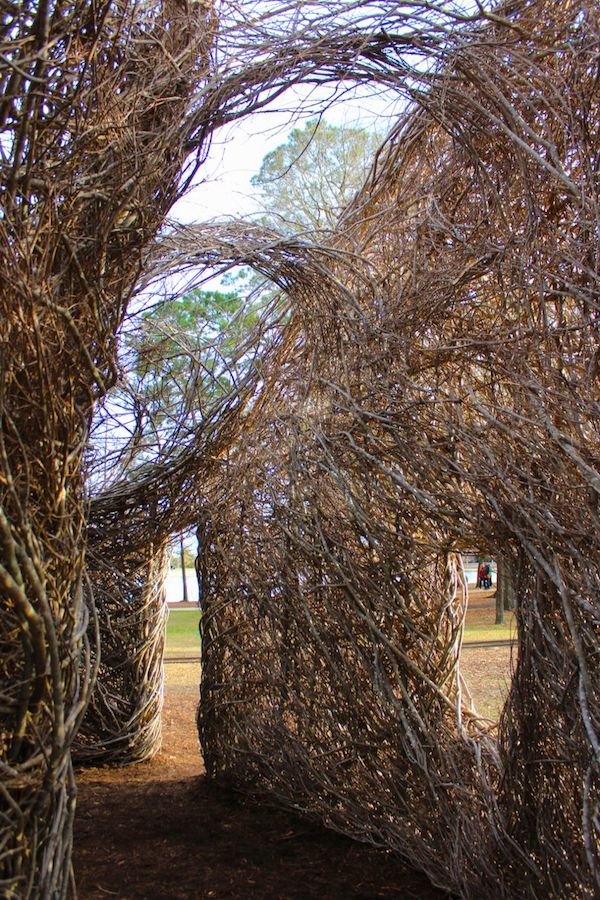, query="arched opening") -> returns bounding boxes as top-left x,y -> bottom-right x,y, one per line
1,2 -> 597,897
